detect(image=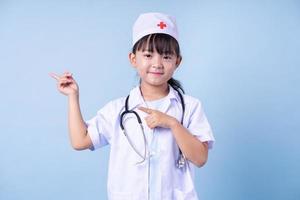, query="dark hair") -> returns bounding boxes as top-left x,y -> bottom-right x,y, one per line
132,33 -> 185,94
